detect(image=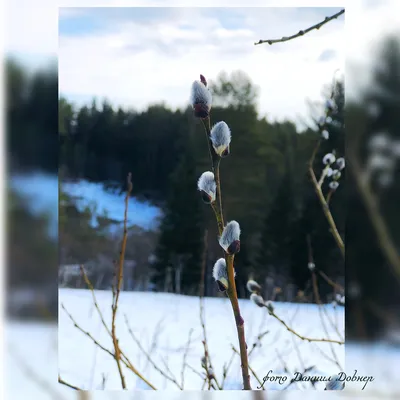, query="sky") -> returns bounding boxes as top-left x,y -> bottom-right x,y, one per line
57,7 -> 346,125
4,0 -> 400,125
